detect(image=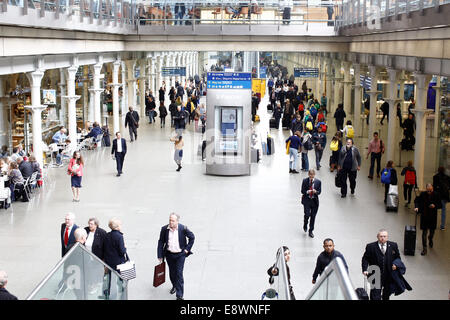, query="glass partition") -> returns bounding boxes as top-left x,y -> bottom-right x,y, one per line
265,247 -> 291,300
27,243 -> 127,300
305,257 -> 357,300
